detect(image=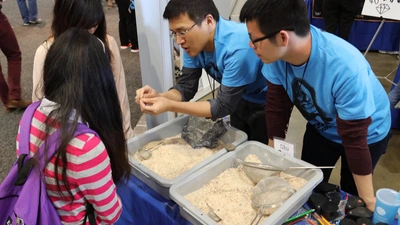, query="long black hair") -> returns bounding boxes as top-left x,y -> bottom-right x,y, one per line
51,0 -> 110,59
42,28 -> 129,198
